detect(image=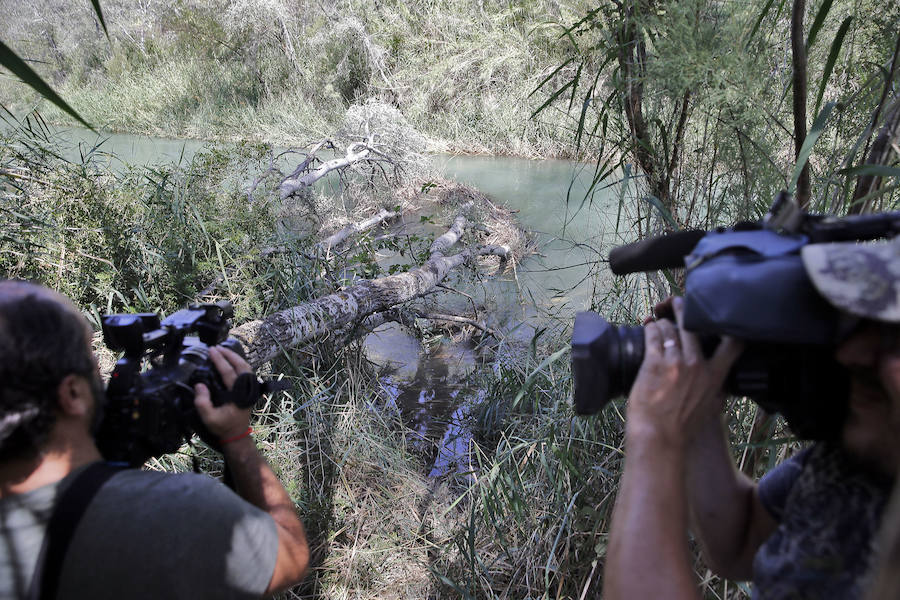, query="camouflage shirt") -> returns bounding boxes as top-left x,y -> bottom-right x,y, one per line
753,443 -> 892,599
